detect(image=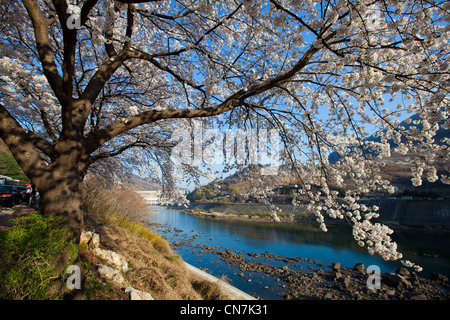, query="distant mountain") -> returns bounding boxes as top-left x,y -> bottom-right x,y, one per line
190,112 -> 450,202
329,112 -> 450,163
326,112 -> 450,195
126,174 -> 162,191
187,164 -> 301,203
